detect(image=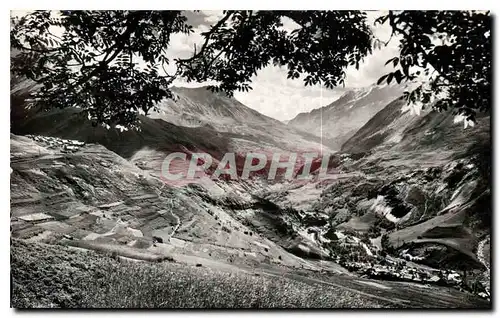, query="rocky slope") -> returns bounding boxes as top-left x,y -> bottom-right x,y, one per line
10,76 -> 491,306
340,97 -> 491,154
273,93 -> 491,297
9,79 -> 340,270
154,86 -> 277,129
287,84 -> 408,150
11,133 -> 341,273
152,86 -> 329,152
